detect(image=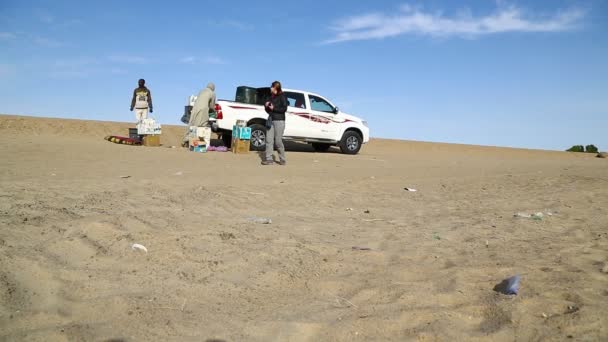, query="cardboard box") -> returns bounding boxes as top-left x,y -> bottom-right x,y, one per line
231,138 -> 250,154
143,135 -> 161,147
189,139 -> 207,152
232,126 -> 251,140
196,127 -> 212,144
238,127 -> 251,140
192,145 -> 207,153
189,138 -> 206,147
